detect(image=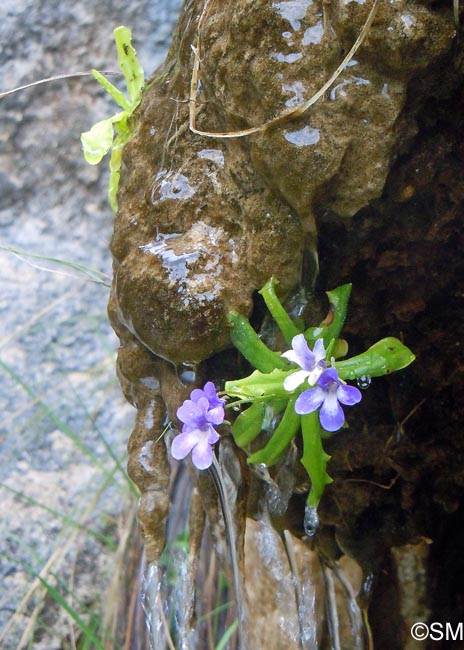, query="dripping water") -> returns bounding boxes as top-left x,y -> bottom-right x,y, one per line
356,375 -> 372,389
304,504 -> 320,537
139,466 -> 196,650
177,362 -> 198,385
330,562 -> 366,650
140,561 -> 167,650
